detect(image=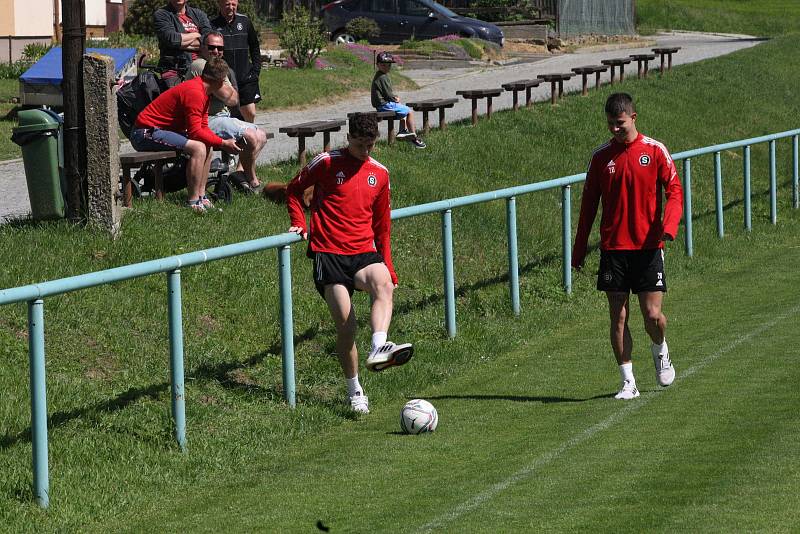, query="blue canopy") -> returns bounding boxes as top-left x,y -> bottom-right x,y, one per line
20,47 -> 137,86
